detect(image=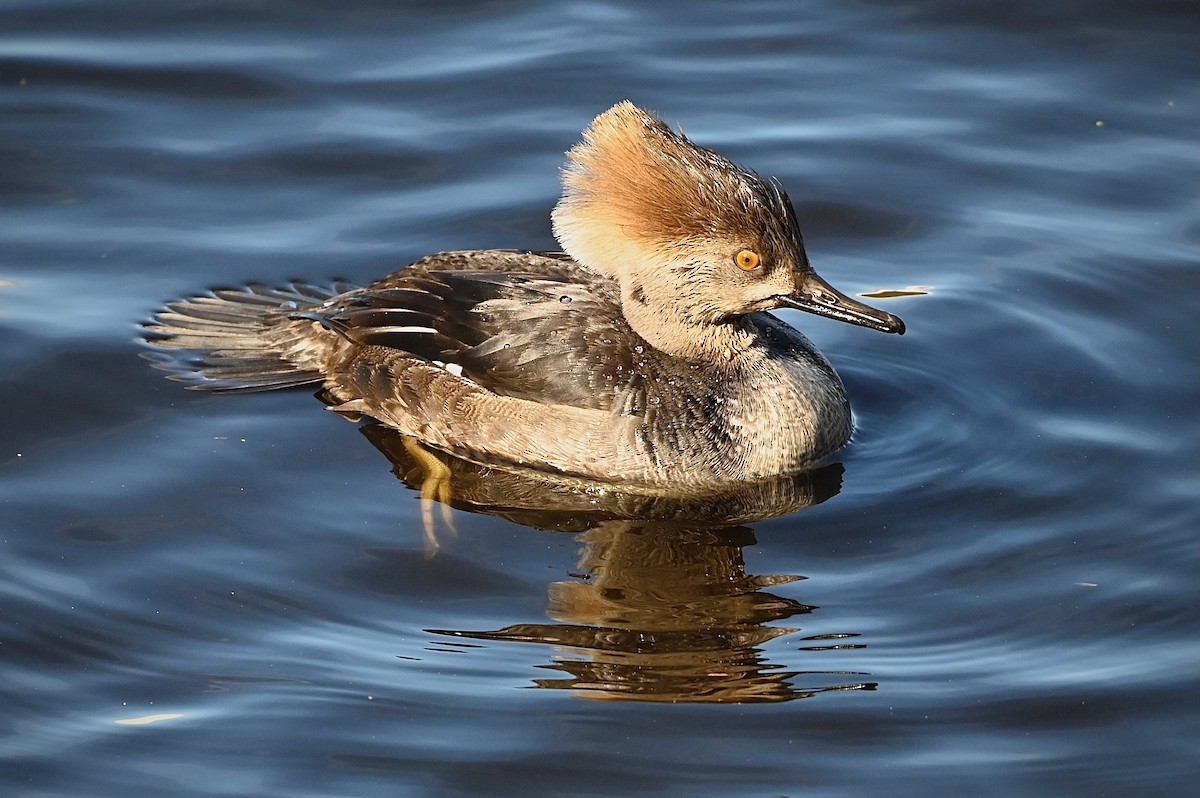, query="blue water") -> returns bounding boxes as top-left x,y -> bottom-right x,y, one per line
3,2 -> 1199,796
